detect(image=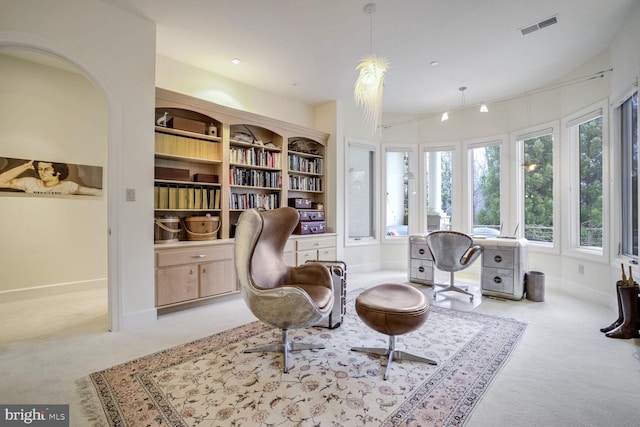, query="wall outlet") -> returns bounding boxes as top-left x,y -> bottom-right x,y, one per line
126,188 -> 136,202
578,264 -> 584,275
